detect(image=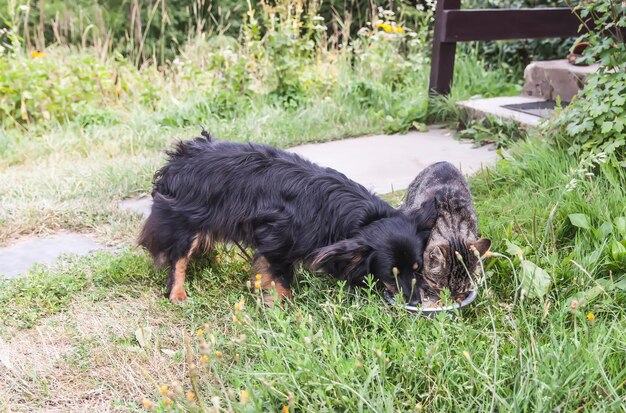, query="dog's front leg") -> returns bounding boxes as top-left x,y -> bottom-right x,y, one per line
253,255 -> 293,306
166,257 -> 189,302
